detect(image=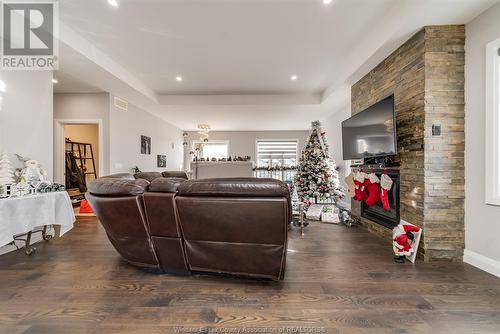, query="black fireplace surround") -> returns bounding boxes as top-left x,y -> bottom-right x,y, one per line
361,168 -> 400,229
